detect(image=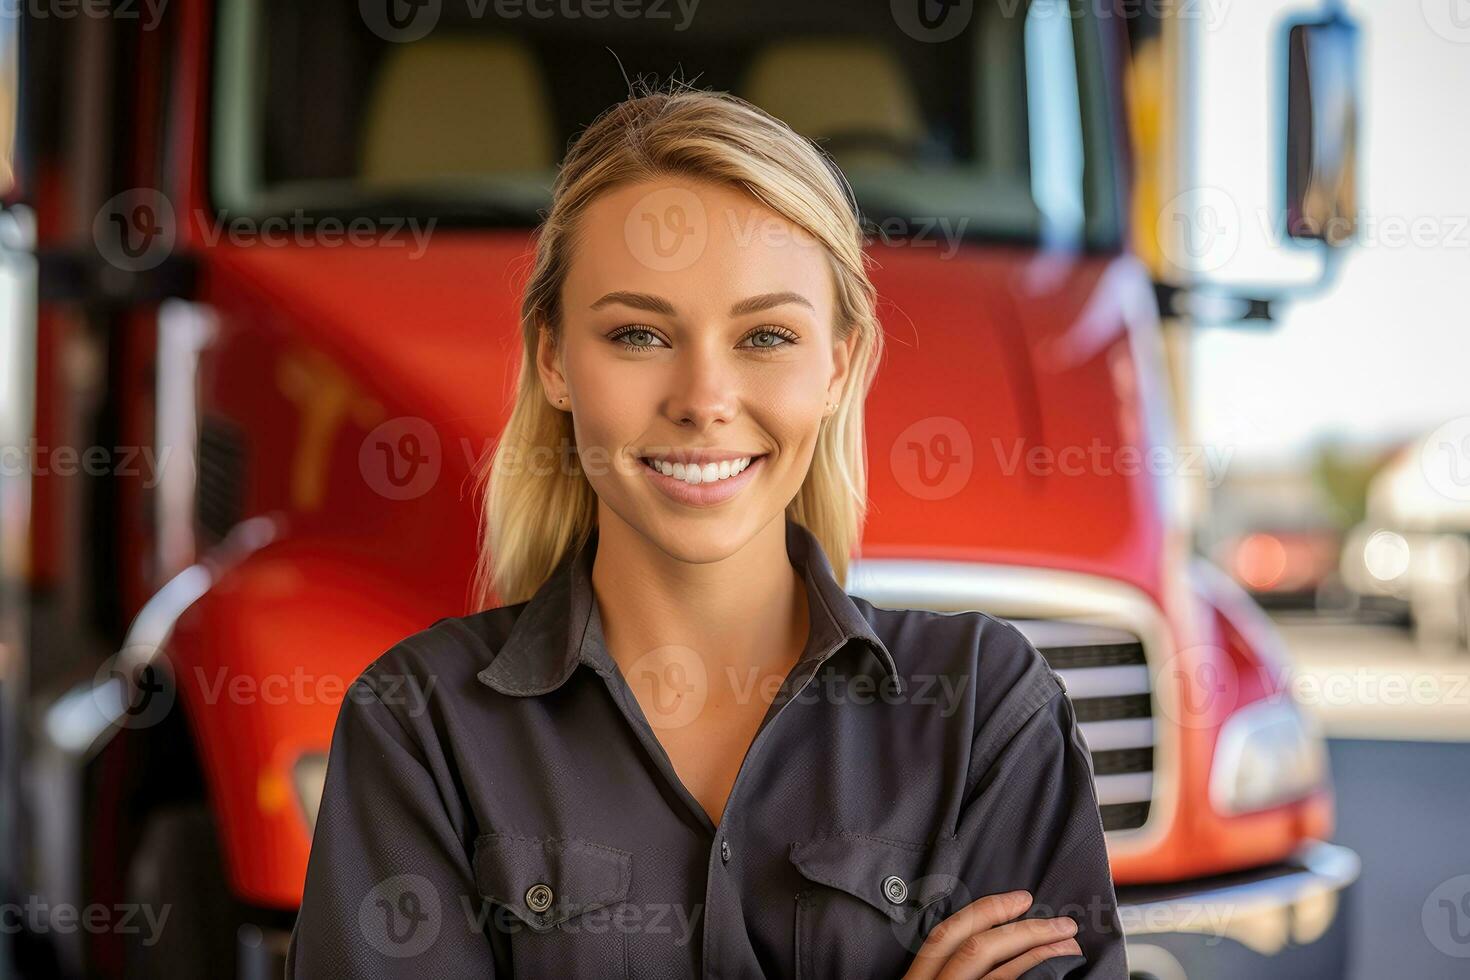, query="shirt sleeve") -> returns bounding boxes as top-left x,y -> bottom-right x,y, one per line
285,667 -> 499,977
945,663 -> 1130,978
